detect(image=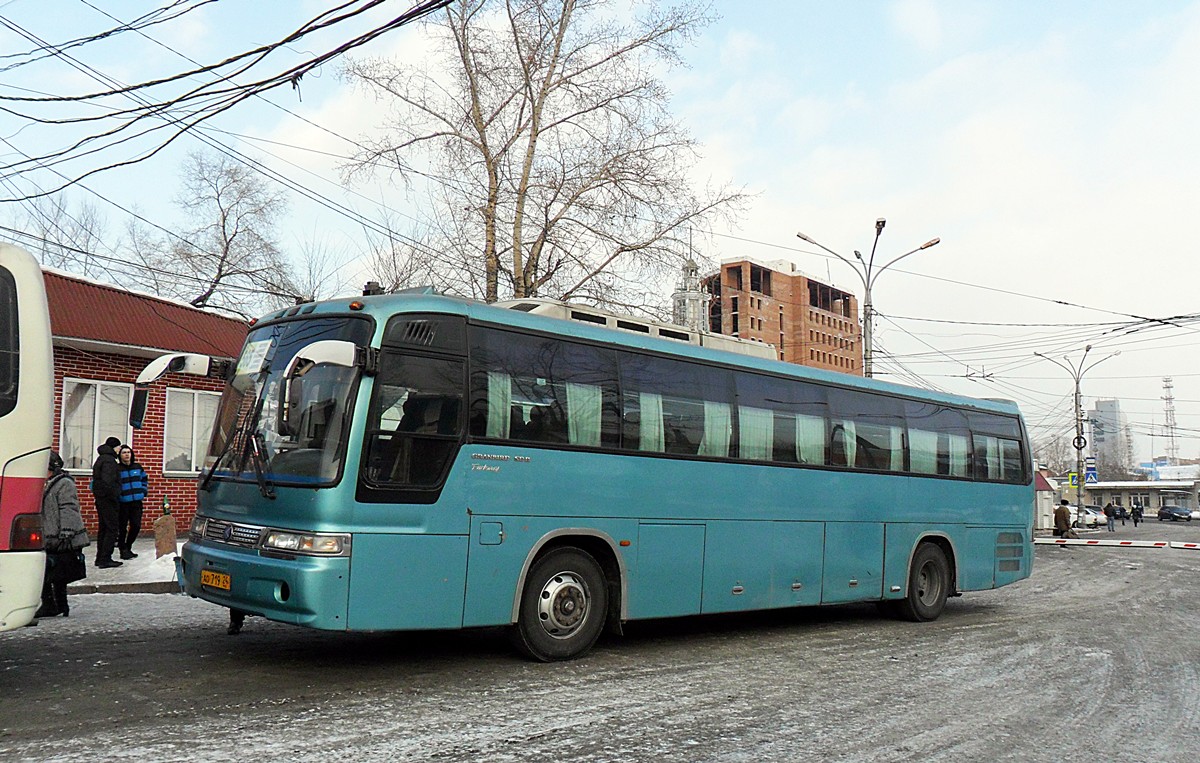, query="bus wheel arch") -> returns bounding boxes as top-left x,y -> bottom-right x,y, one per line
896,537 -> 955,622
510,544 -> 611,661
